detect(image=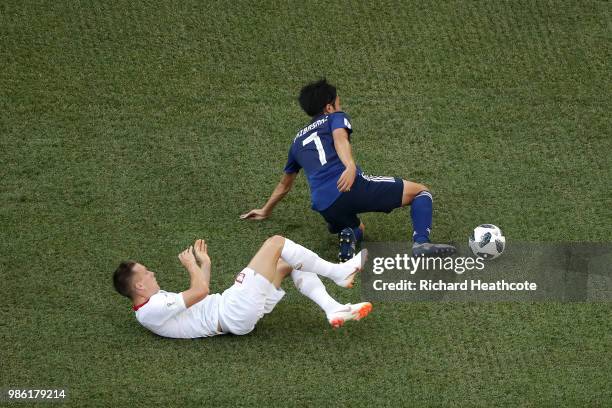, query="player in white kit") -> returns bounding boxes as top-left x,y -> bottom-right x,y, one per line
113,236 -> 372,338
